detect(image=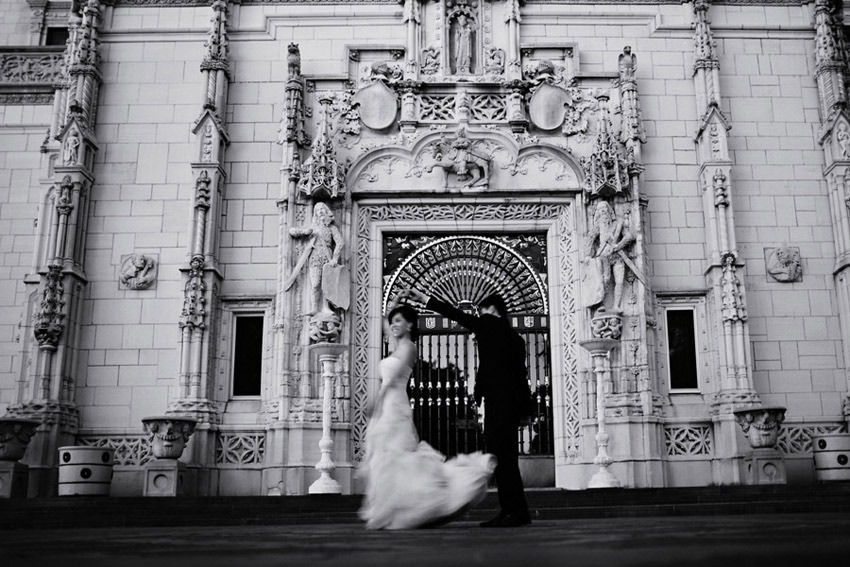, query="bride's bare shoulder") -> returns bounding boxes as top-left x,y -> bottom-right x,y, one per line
392,340 -> 417,368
